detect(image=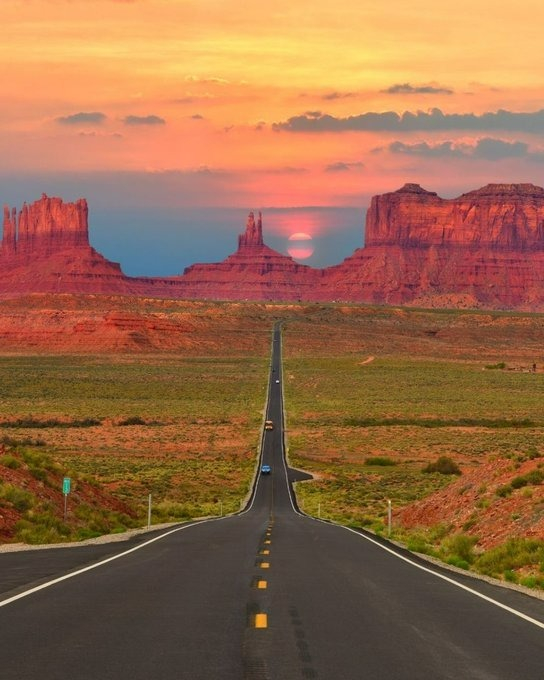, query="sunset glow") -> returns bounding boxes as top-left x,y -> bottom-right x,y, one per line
2,0 -> 544,274
287,232 -> 314,260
